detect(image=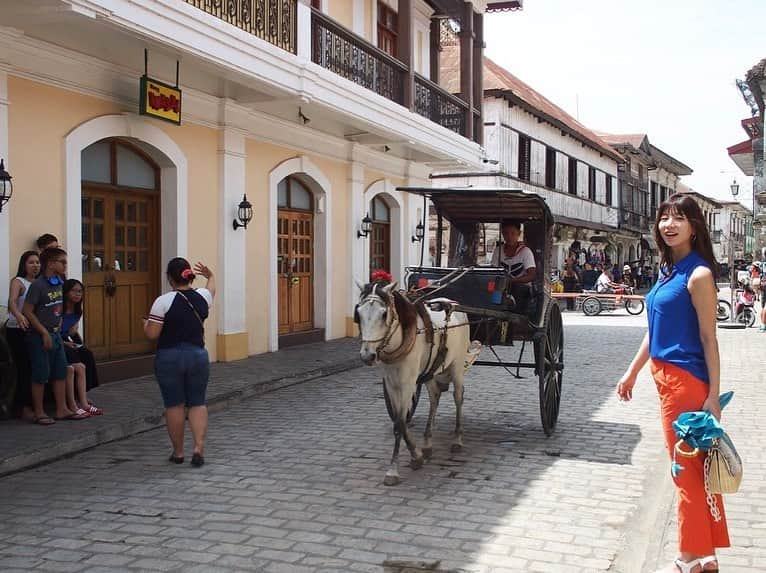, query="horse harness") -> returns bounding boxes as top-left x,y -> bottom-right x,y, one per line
355,289 -> 454,420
